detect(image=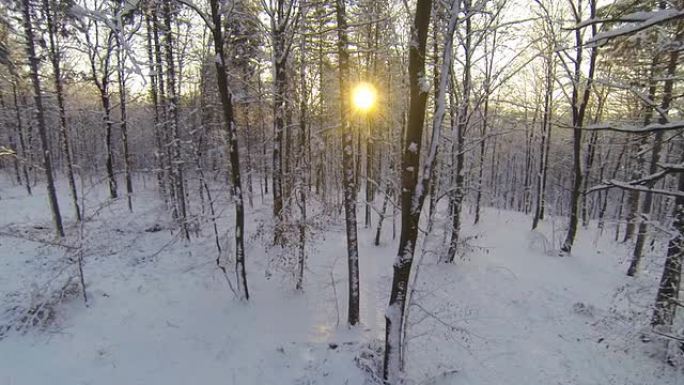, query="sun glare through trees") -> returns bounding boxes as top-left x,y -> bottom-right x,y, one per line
1,0 -> 684,384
